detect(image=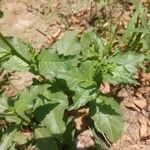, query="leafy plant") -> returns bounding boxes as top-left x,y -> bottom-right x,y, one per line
0,26 -> 145,150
